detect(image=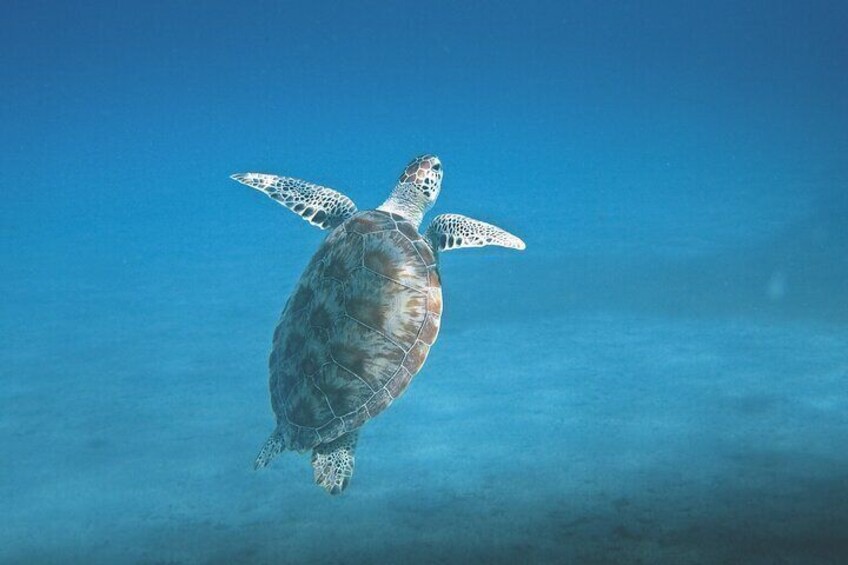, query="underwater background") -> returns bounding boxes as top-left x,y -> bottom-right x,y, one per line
2,1 -> 847,563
